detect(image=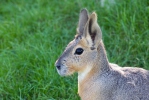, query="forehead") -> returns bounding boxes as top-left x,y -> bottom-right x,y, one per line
66,37 -> 88,49
66,38 -> 79,49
